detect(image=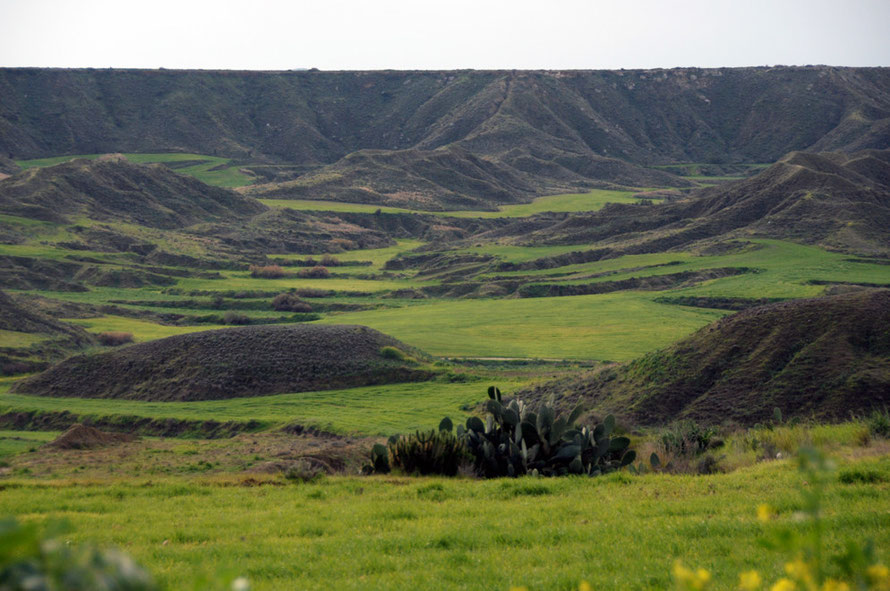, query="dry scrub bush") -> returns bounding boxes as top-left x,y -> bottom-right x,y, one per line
97,331 -> 134,346
271,293 -> 313,313
249,265 -> 286,279
297,266 -> 330,279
